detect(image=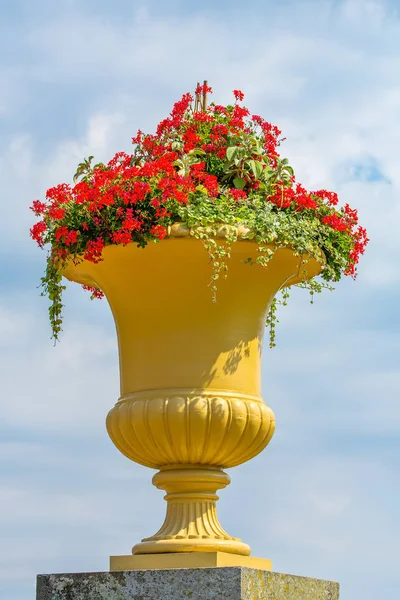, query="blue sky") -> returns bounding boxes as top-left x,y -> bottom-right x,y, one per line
0,0 -> 399,598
